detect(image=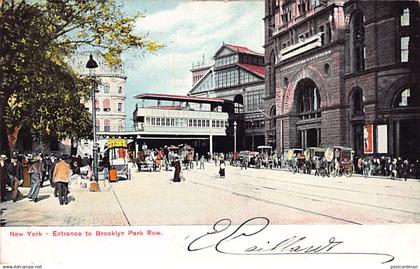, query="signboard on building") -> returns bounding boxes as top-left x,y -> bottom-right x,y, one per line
363,124 -> 374,154
377,124 -> 388,154
106,138 -> 127,148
